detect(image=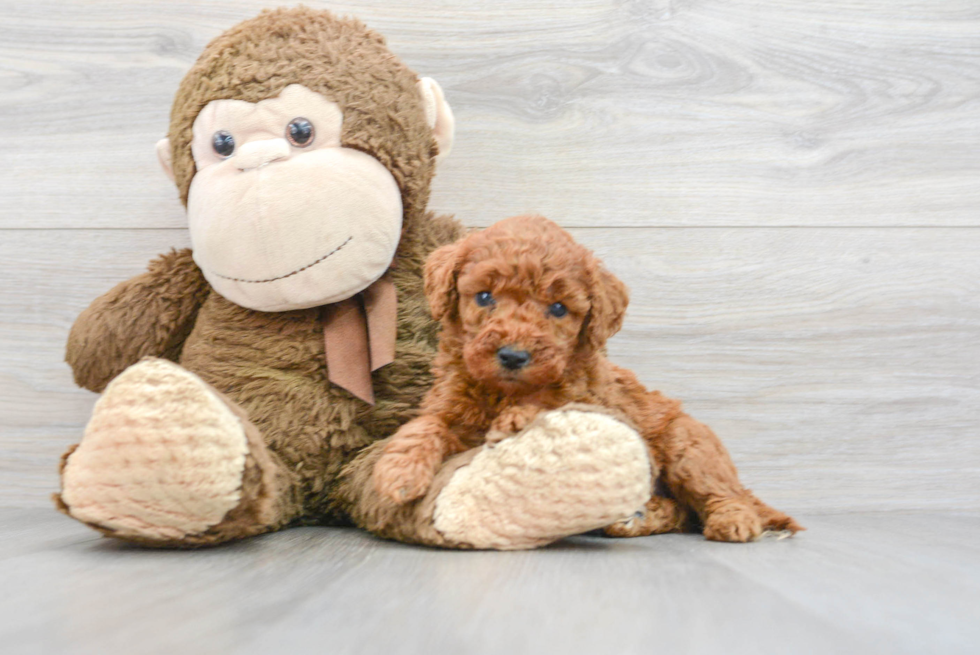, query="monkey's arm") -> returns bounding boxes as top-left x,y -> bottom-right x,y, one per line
66,248 -> 210,392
